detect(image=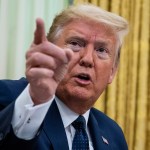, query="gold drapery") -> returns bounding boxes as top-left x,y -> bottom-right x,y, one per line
73,0 -> 150,150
